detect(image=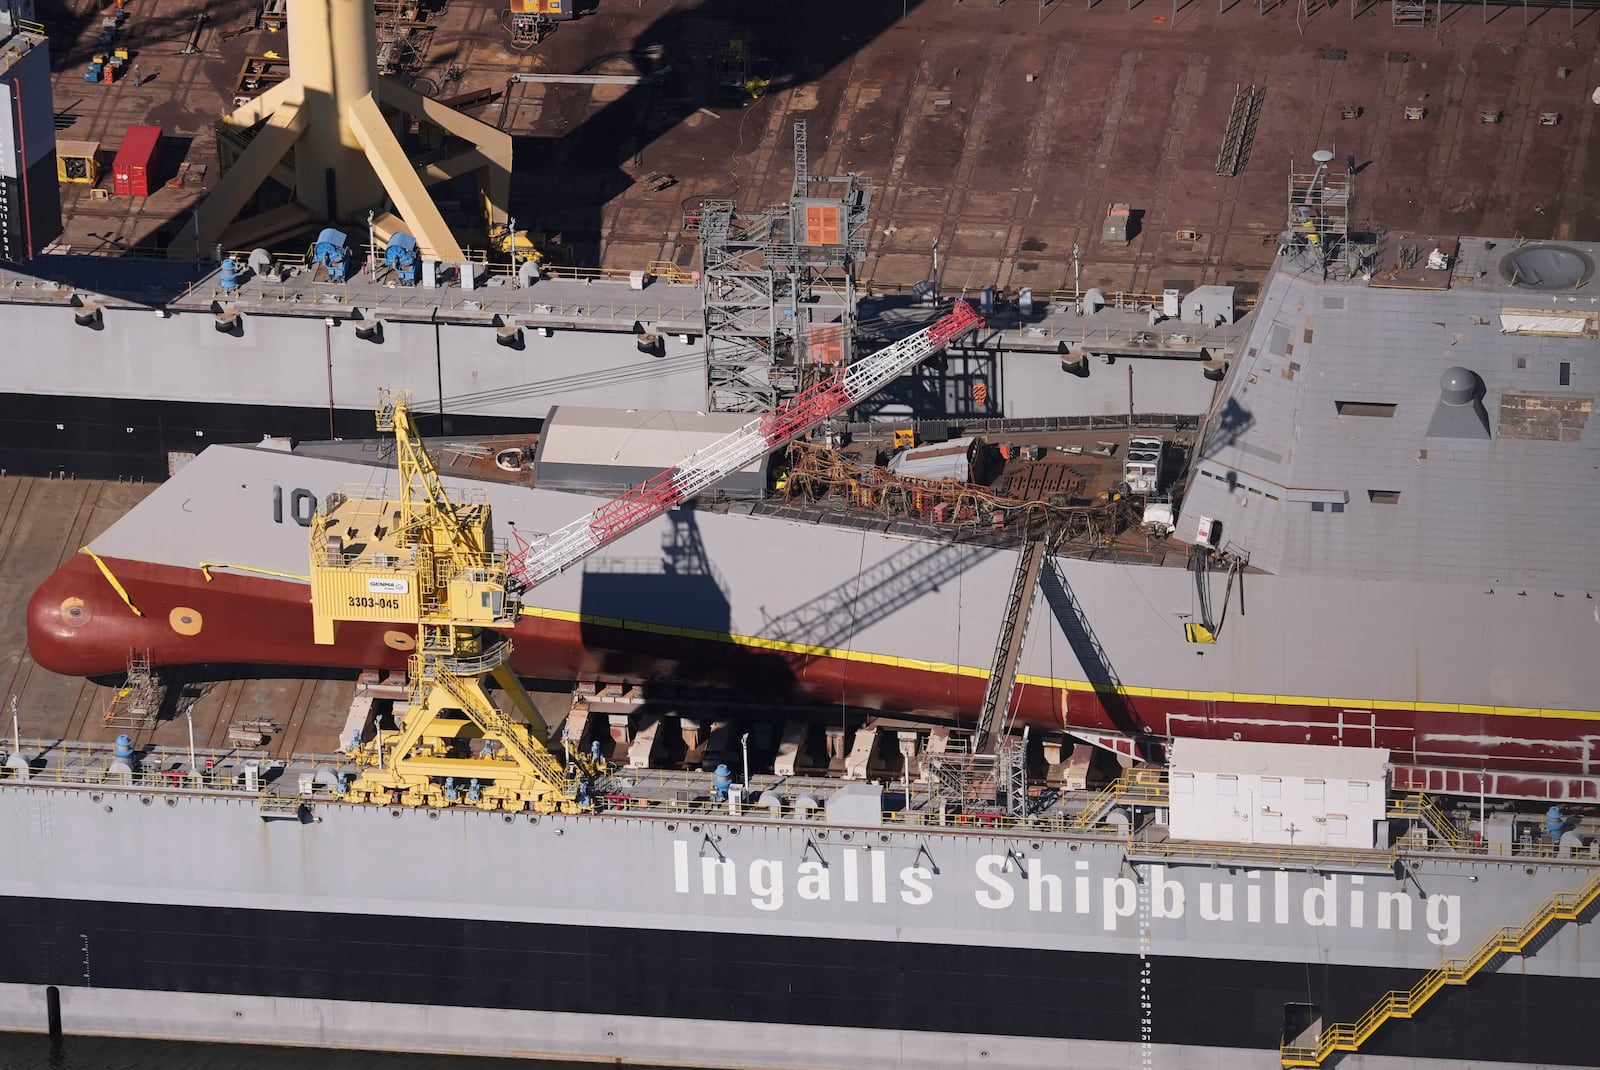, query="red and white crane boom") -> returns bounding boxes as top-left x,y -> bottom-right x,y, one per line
507,301 -> 984,591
